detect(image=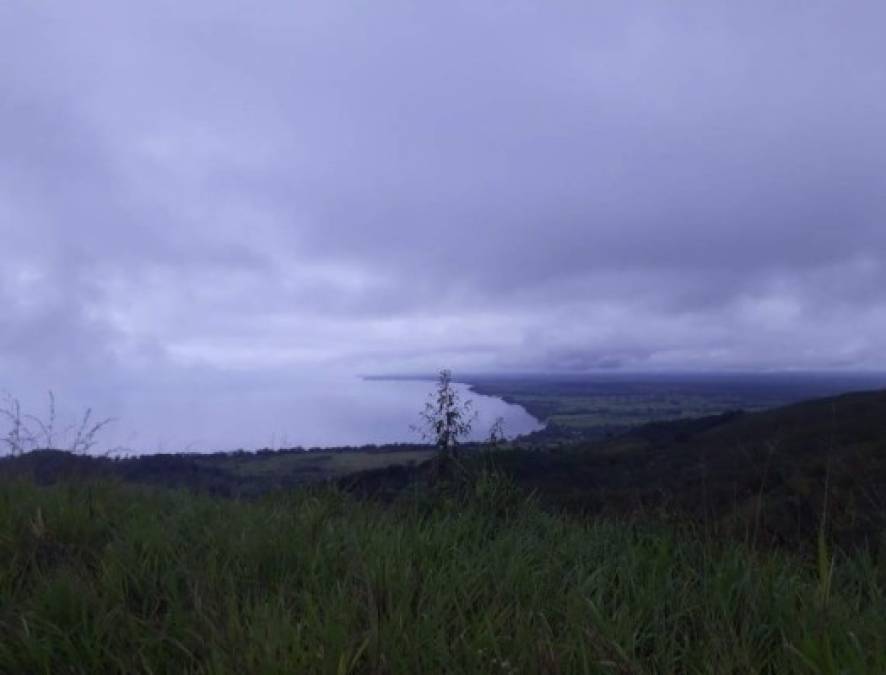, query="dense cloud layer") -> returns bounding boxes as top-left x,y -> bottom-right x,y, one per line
2,0 -> 885,386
